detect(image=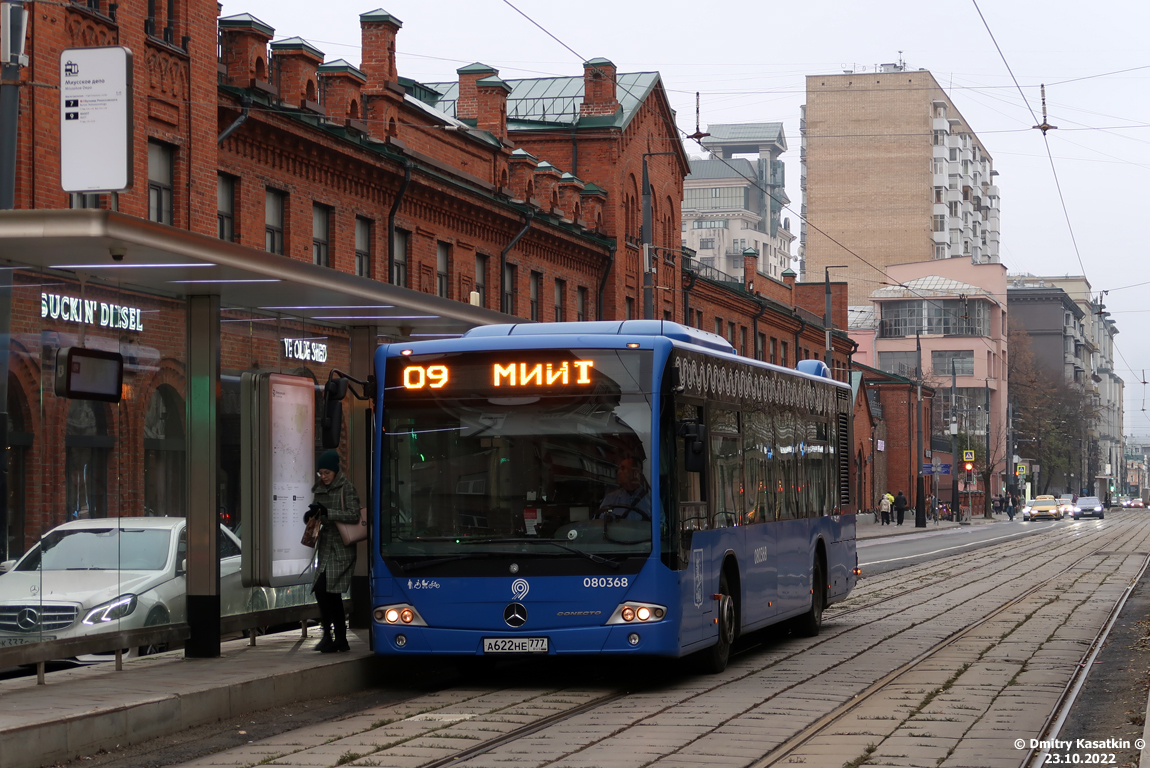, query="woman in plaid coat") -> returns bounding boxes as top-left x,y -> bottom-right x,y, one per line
306,450 -> 360,653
